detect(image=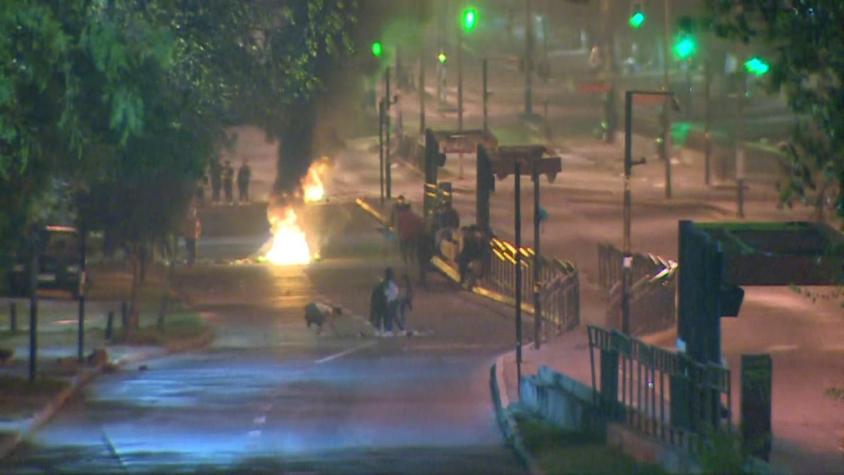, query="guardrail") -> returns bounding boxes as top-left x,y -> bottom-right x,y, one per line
482,237 -> 580,336
597,243 -> 677,336
587,325 -> 732,453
